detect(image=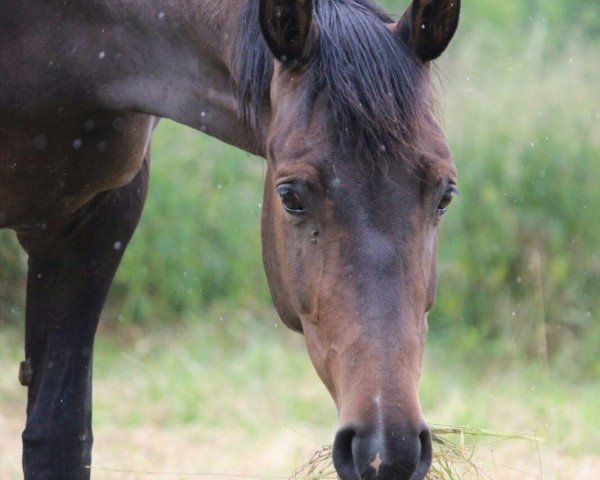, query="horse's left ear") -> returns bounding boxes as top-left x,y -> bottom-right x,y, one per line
396,0 -> 460,62
259,0 -> 314,64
